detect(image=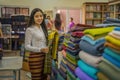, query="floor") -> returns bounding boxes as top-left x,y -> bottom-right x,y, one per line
0,51 -> 31,80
